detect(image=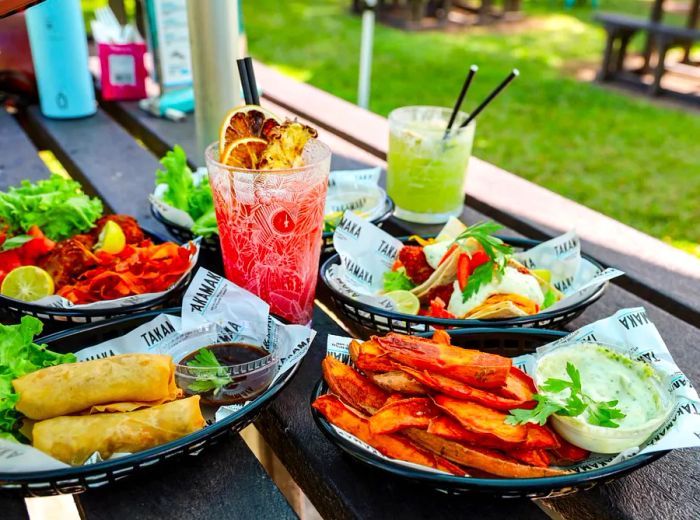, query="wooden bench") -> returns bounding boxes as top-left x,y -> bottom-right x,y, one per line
594,12 -> 700,95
